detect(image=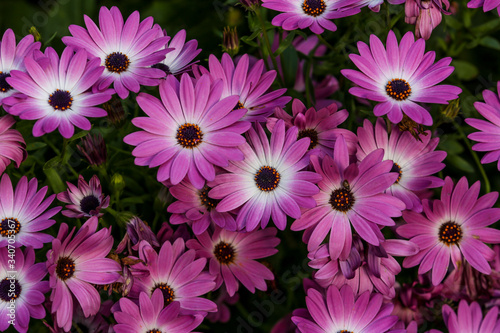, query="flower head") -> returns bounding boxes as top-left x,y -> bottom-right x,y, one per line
0,115 -> 26,175
467,0 -> 500,15
152,29 -> 201,76
441,300 -> 500,333
405,0 -> 451,40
